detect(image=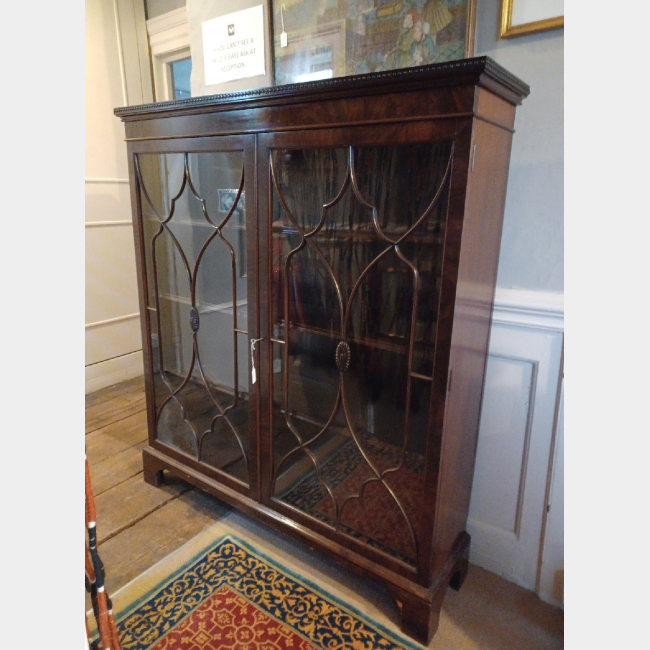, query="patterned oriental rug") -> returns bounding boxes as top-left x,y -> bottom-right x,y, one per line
104,531 -> 421,650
